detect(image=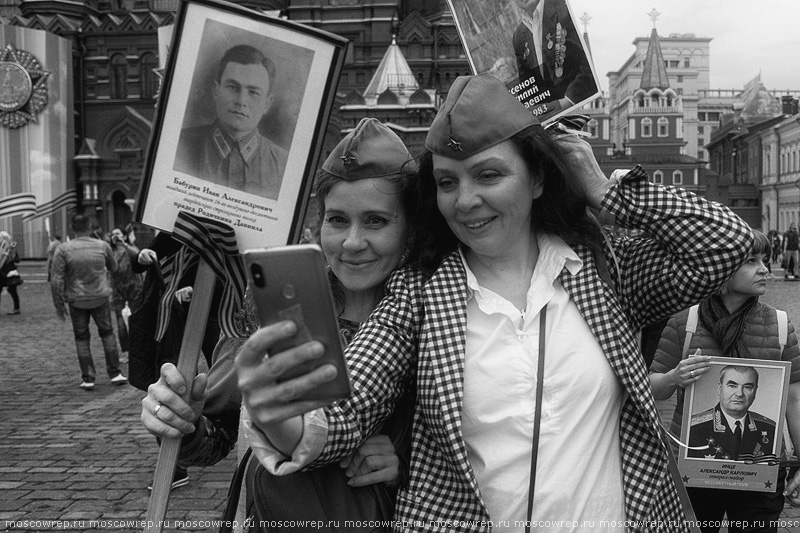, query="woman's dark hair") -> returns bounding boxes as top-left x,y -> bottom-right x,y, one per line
411,125 -> 603,275
313,168 -> 417,316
